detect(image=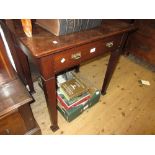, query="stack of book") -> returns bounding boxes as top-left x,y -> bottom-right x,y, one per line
57,73 -> 101,122
38,71 -> 101,122
57,77 -> 90,110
